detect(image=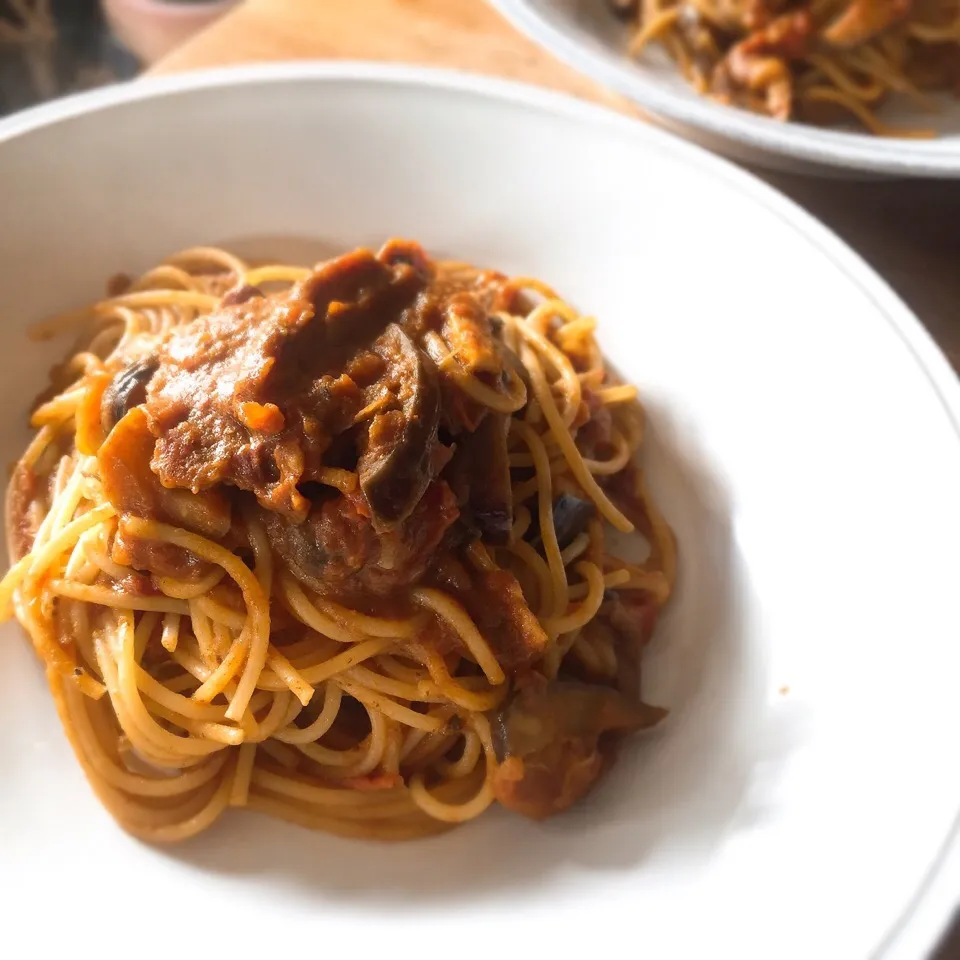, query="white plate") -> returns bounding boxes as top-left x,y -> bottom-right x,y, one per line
490,0 -> 960,177
0,64 -> 959,960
